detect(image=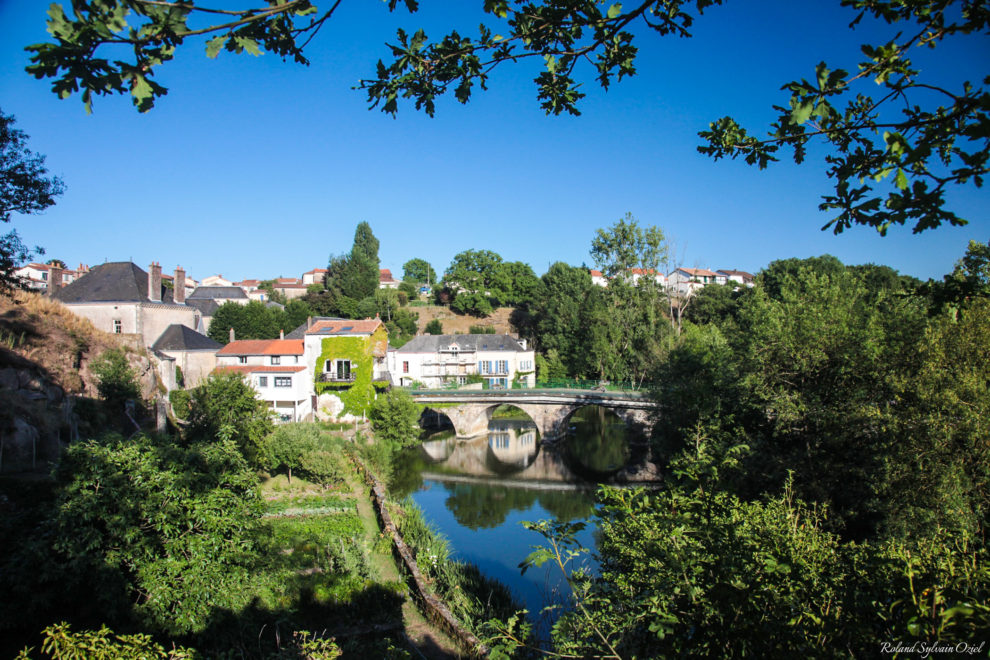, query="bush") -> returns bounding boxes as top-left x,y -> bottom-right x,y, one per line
298,449 -> 345,490
168,389 -> 191,420
368,390 -> 422,449
90,348 -> 140,412
424,319 -> 443,335
468,325 -> 496,334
